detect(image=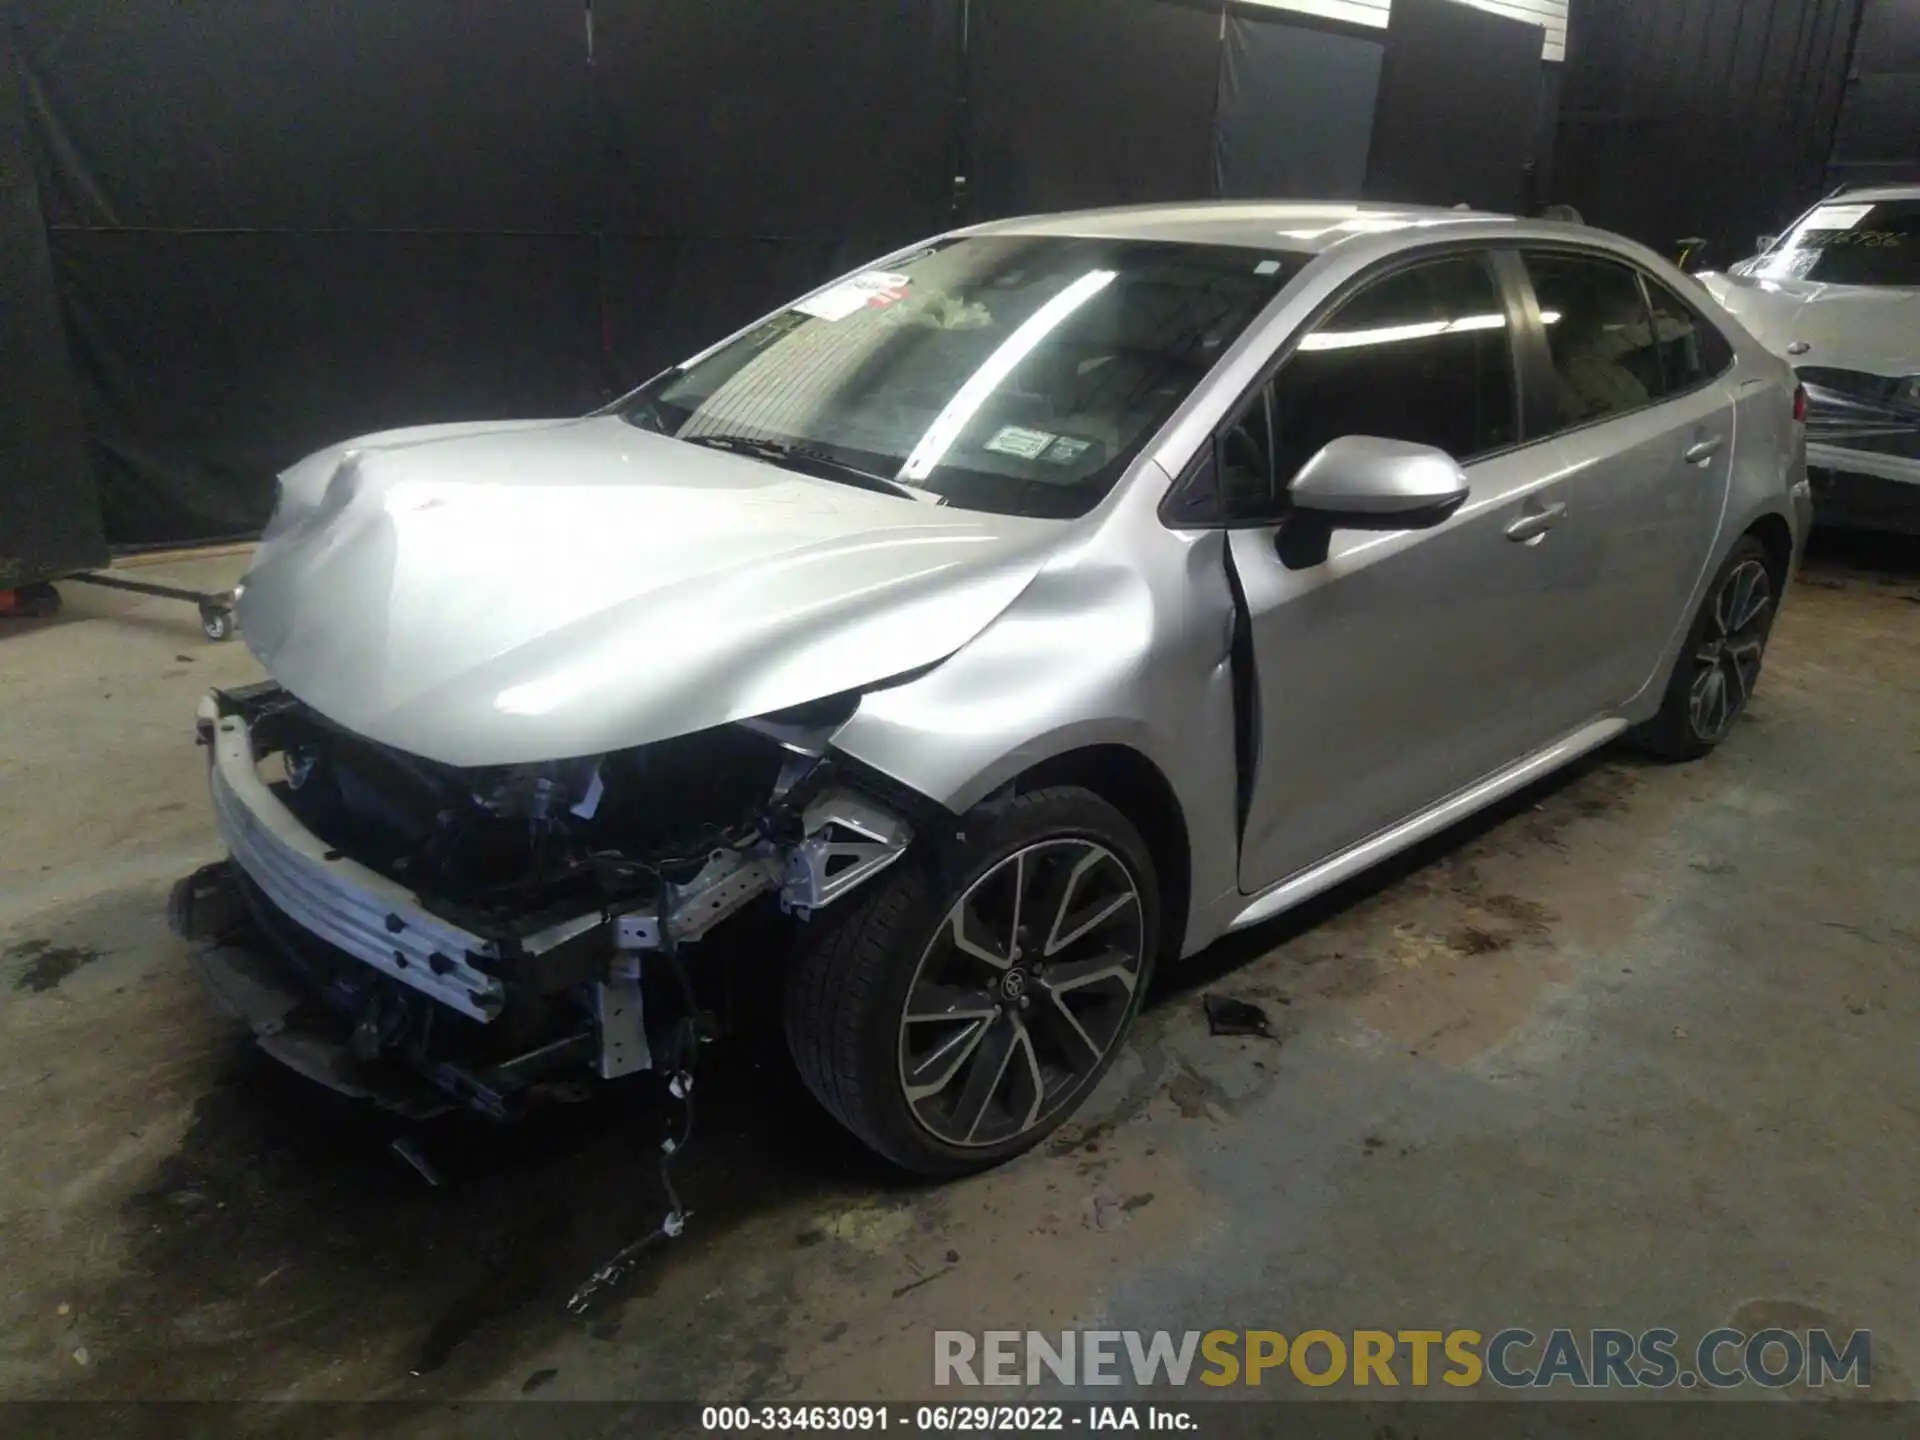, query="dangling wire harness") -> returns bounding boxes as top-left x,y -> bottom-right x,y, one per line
565,877 -> 704,1316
